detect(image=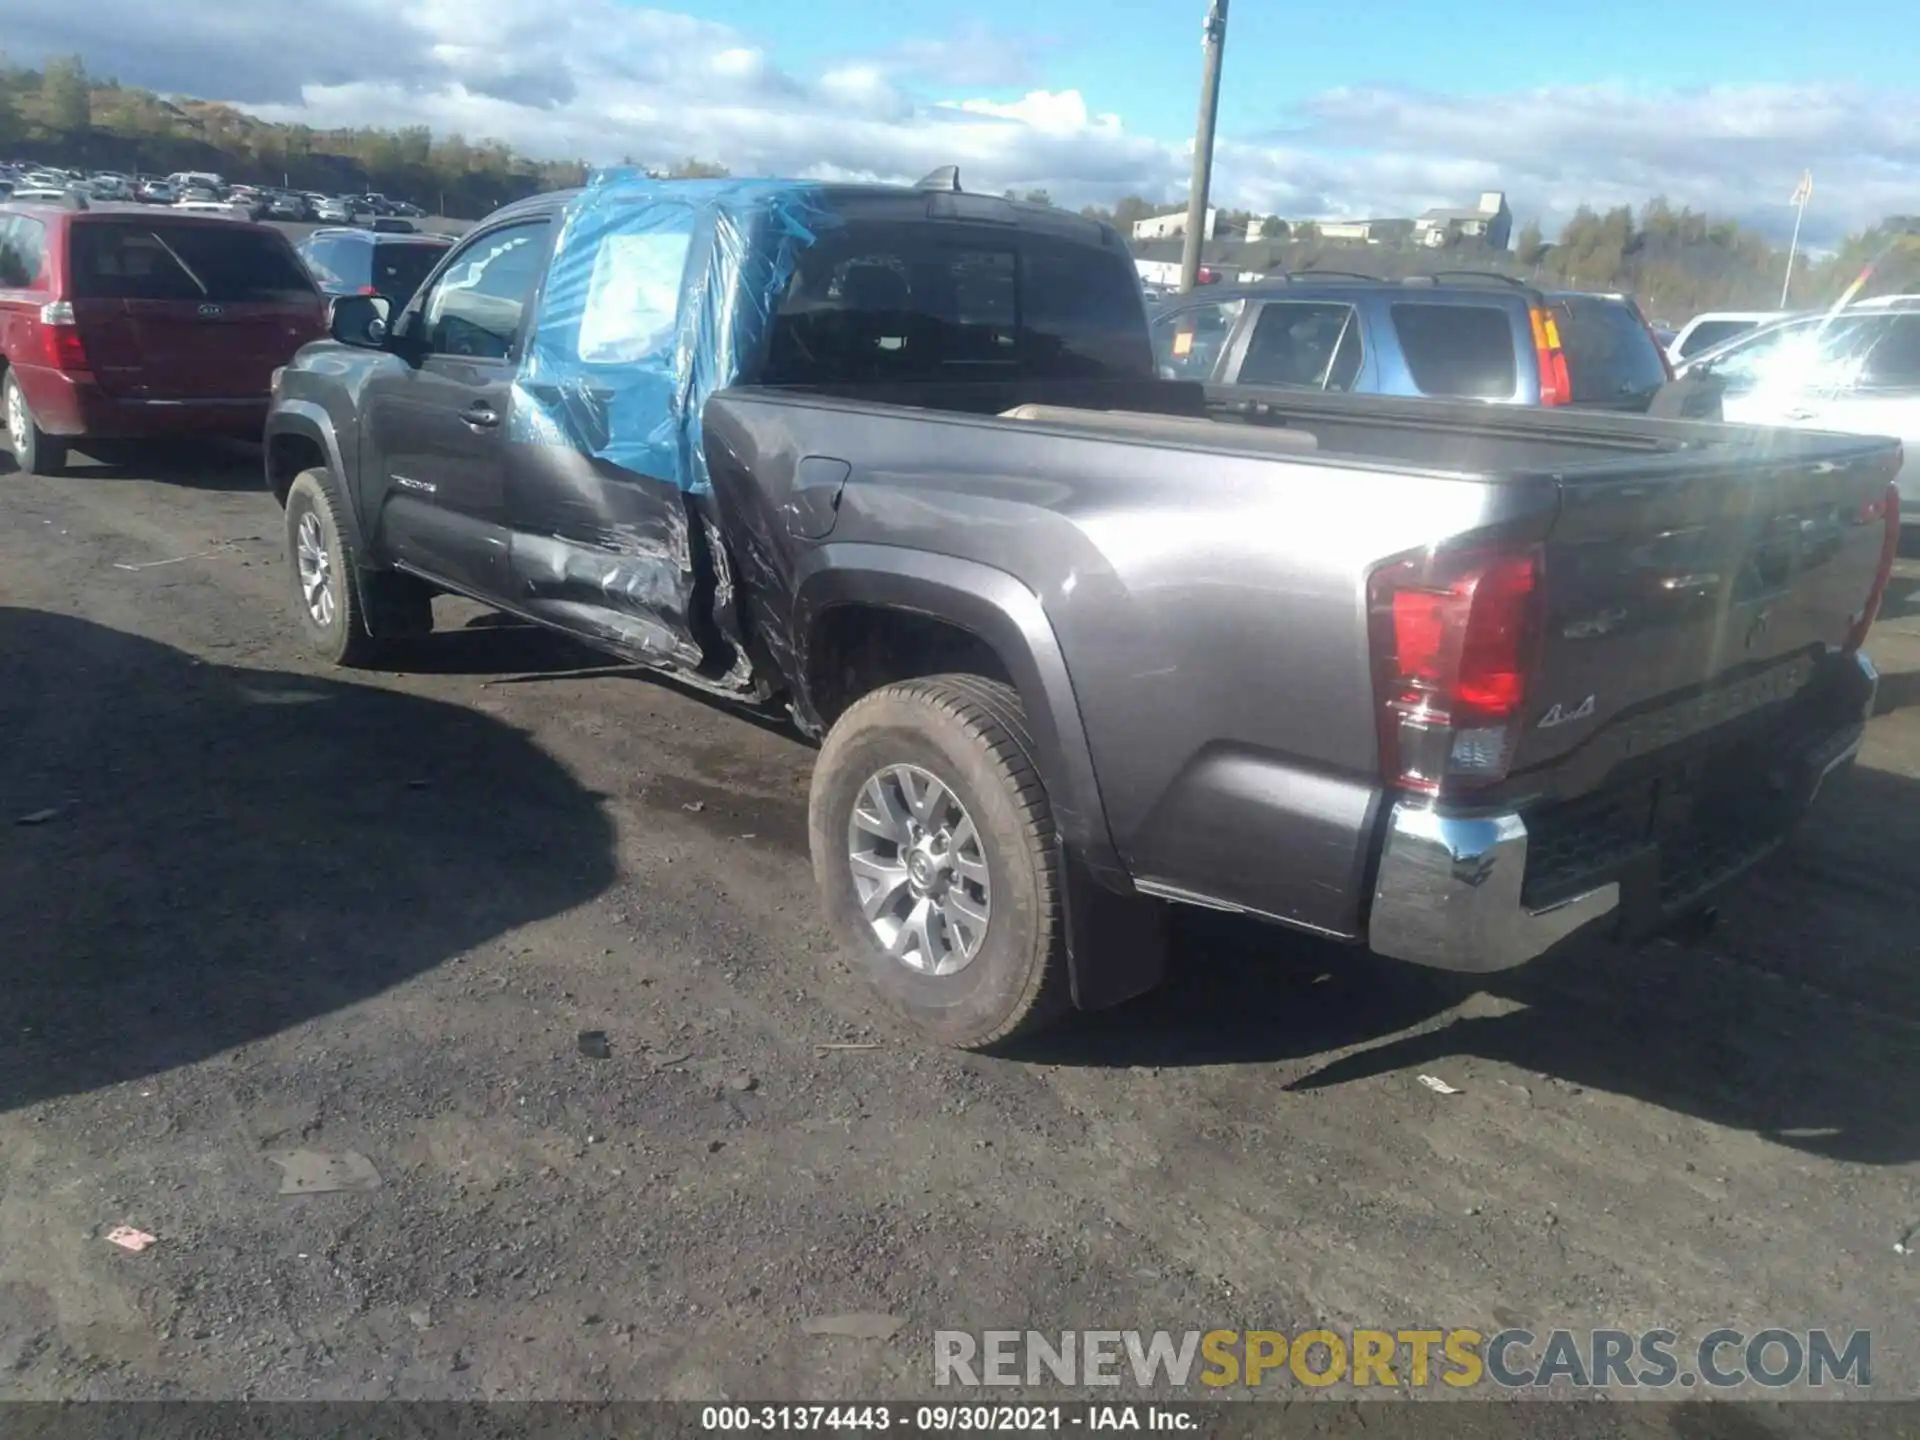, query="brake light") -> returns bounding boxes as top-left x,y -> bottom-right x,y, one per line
37,300 -> 88,373
1845,480 -> 1902,653
1368,544 -> 1545,795
1528,307 -> 1572,406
